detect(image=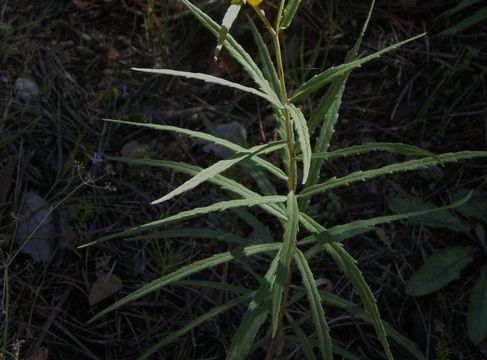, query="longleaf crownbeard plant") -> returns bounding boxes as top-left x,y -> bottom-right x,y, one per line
82,0 -> 487,359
